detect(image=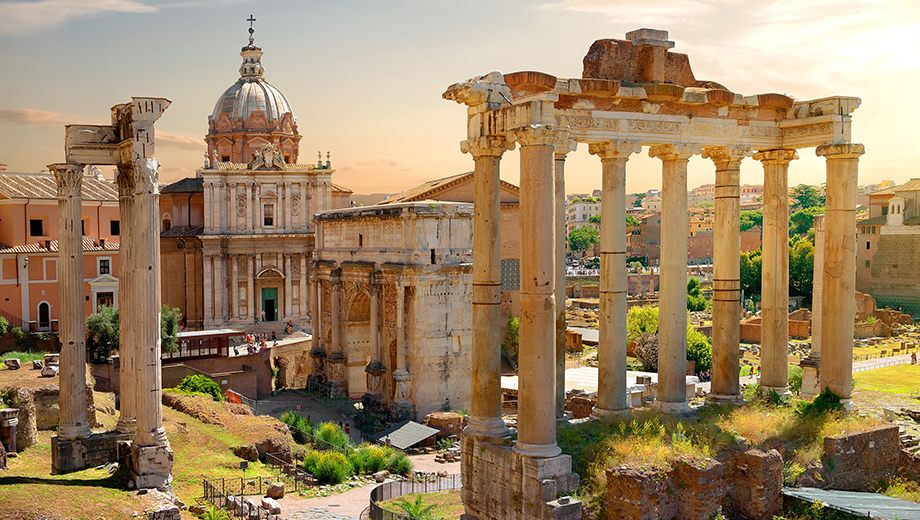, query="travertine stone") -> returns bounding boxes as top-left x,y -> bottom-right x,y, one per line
116,168 -> 136,435
50,163 -> 91,441
509,125 -> 565,458
649,144 -> 700,411
817,143 -> 864,402
754,148 -> 798,396
588,141 -> 641,418
703,146 -> 749,403
462,136 -> 514,440
554,140 -> 576,420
